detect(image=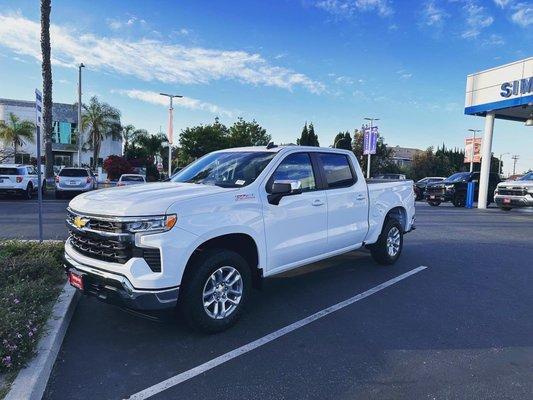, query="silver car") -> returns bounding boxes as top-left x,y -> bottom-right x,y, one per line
55,167 -> 96,198
117,174 -> 146,186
